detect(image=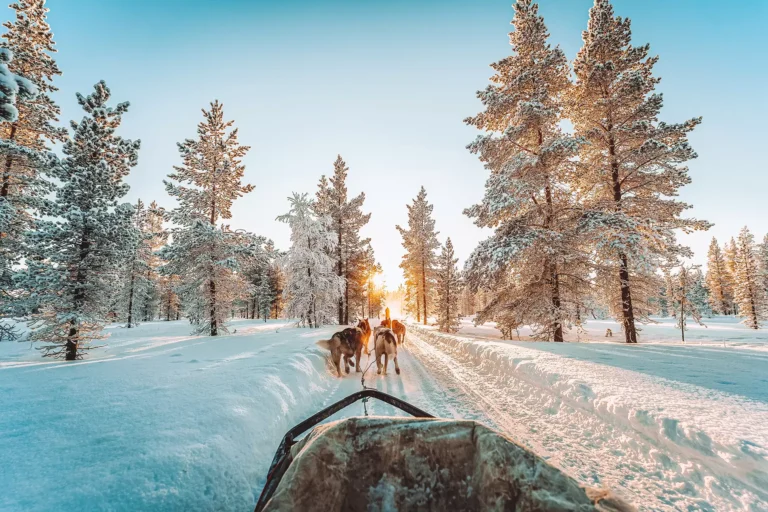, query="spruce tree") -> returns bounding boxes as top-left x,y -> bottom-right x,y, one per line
15,81 -> 139,359
669,265 -> 706,343
163,101 -> 254,336
464,0 -> 588,341
0,0 -> 66,300
314,155 -> 370,324
397,186 -> 440,325
567,0 -> 709,343
278,193 -> 343,327
733,227 -> 766,329
705,237 -> 733,315
436,238 -> 461,333
121,200 -> 166,327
